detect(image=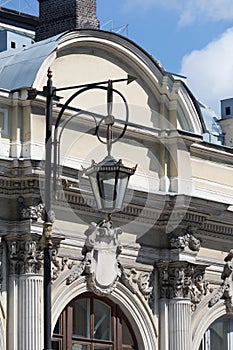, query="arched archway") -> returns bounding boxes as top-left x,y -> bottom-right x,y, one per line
192,300 -> 228,349
52,292 -> 138,349
52,277 -> 157,350
197,314 -> 233,350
